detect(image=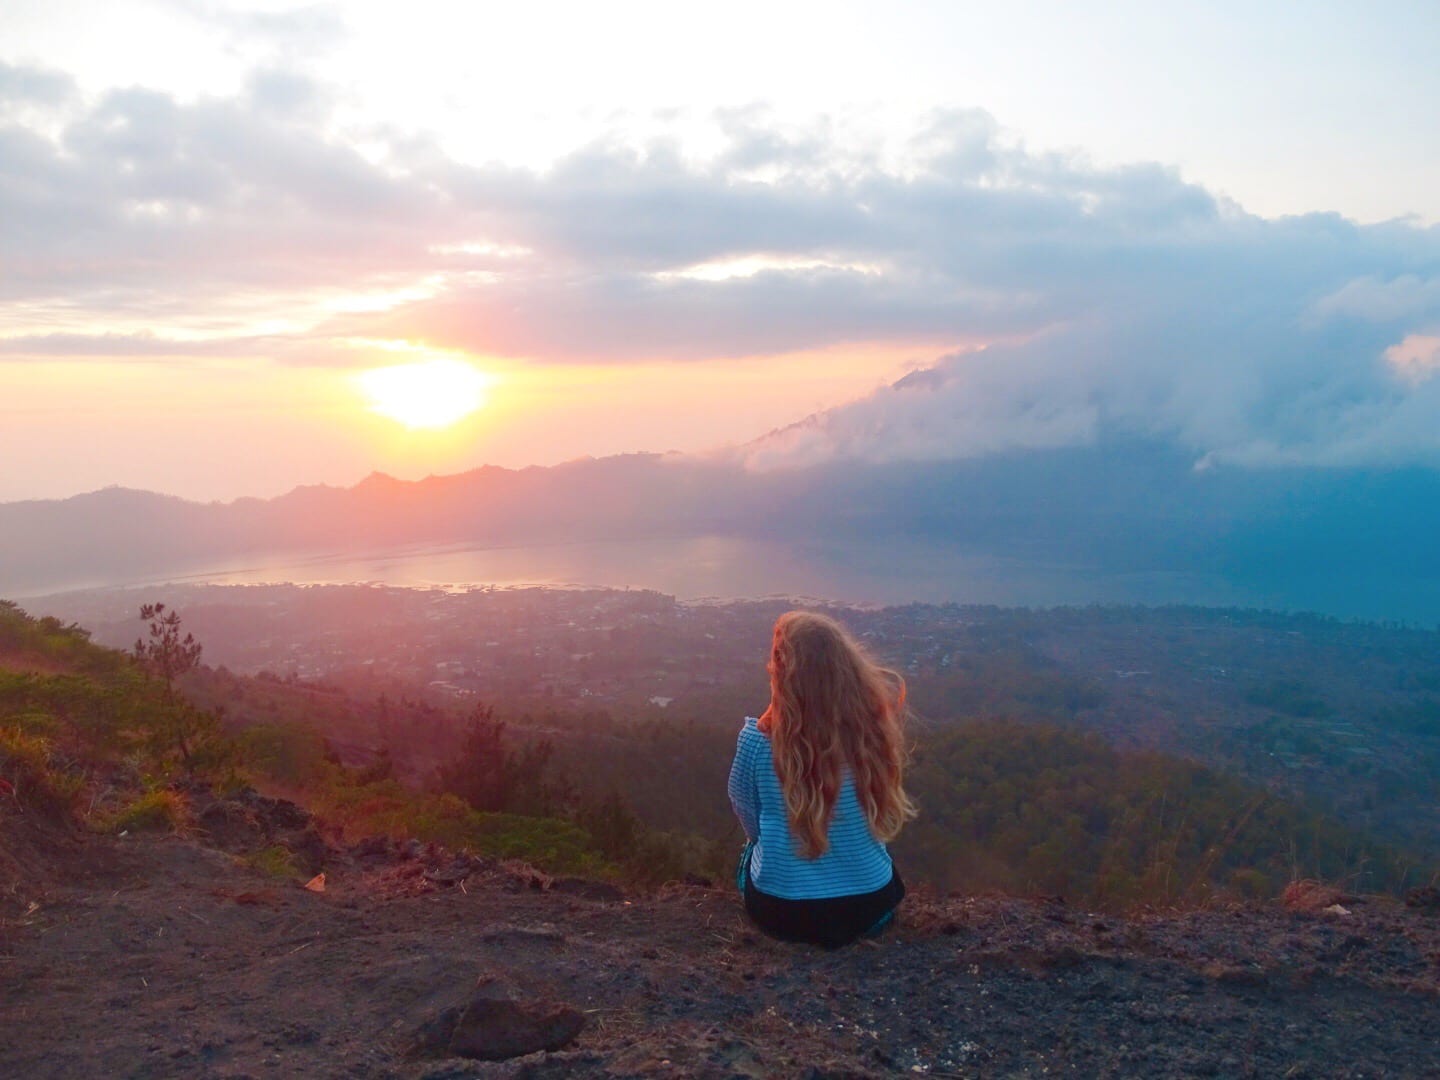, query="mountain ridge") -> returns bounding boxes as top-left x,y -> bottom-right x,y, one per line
4,446 -> 1440,622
